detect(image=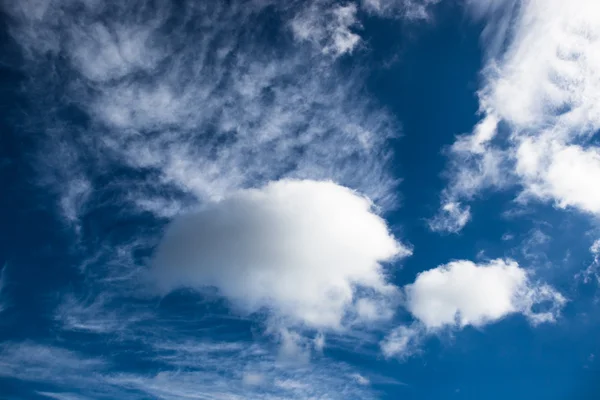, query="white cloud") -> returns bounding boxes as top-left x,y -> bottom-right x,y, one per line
291,2 -> 362,57
4,0 -> 400,229
362,0 -> 441,20
36,392 -> 88,400
54,293 -> 153,334
517,141 -> 600,213
406,259 -> 565,329
592,239 -> 600,256
1,2 -> 409,392
428,201 -> 471,234
354,297 -> 395,322
153,179 -> 409,330
478,0 -> 600,131
502,233 -> 514,241
0,342 -> 107,391
382,259 -> 566,357
274,379 -> 310,391
350,373 -> 370,386
519,227 -> 551,264
380,324 -> 423,358
0,338 -> 379,400
314,332 -> 326,352
276,328 -> 312,364
59,178 -> 91,228
439,0 -> 600,229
